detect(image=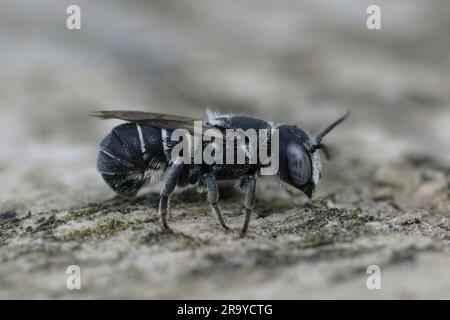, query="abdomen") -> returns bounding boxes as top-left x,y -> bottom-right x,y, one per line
97,123 -> 167,197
